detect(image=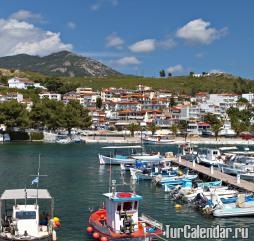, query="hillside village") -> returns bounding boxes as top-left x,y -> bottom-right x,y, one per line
1,75 -> 254,142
